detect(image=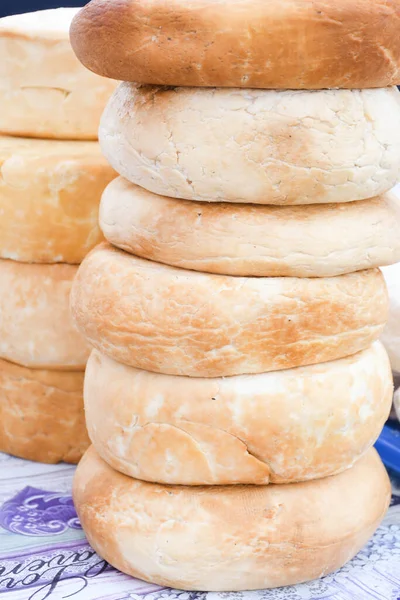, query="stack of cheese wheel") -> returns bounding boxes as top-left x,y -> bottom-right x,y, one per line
0,8 -> 117,464
70,0 -> 400,591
